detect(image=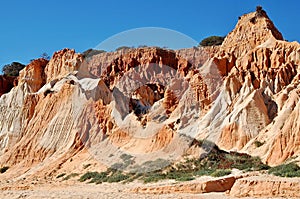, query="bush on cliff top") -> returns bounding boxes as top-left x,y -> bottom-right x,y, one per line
199,36 -> 225,47
82,49 -> 106,58
2,62 -> 25,76
115,46 -> 134,51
